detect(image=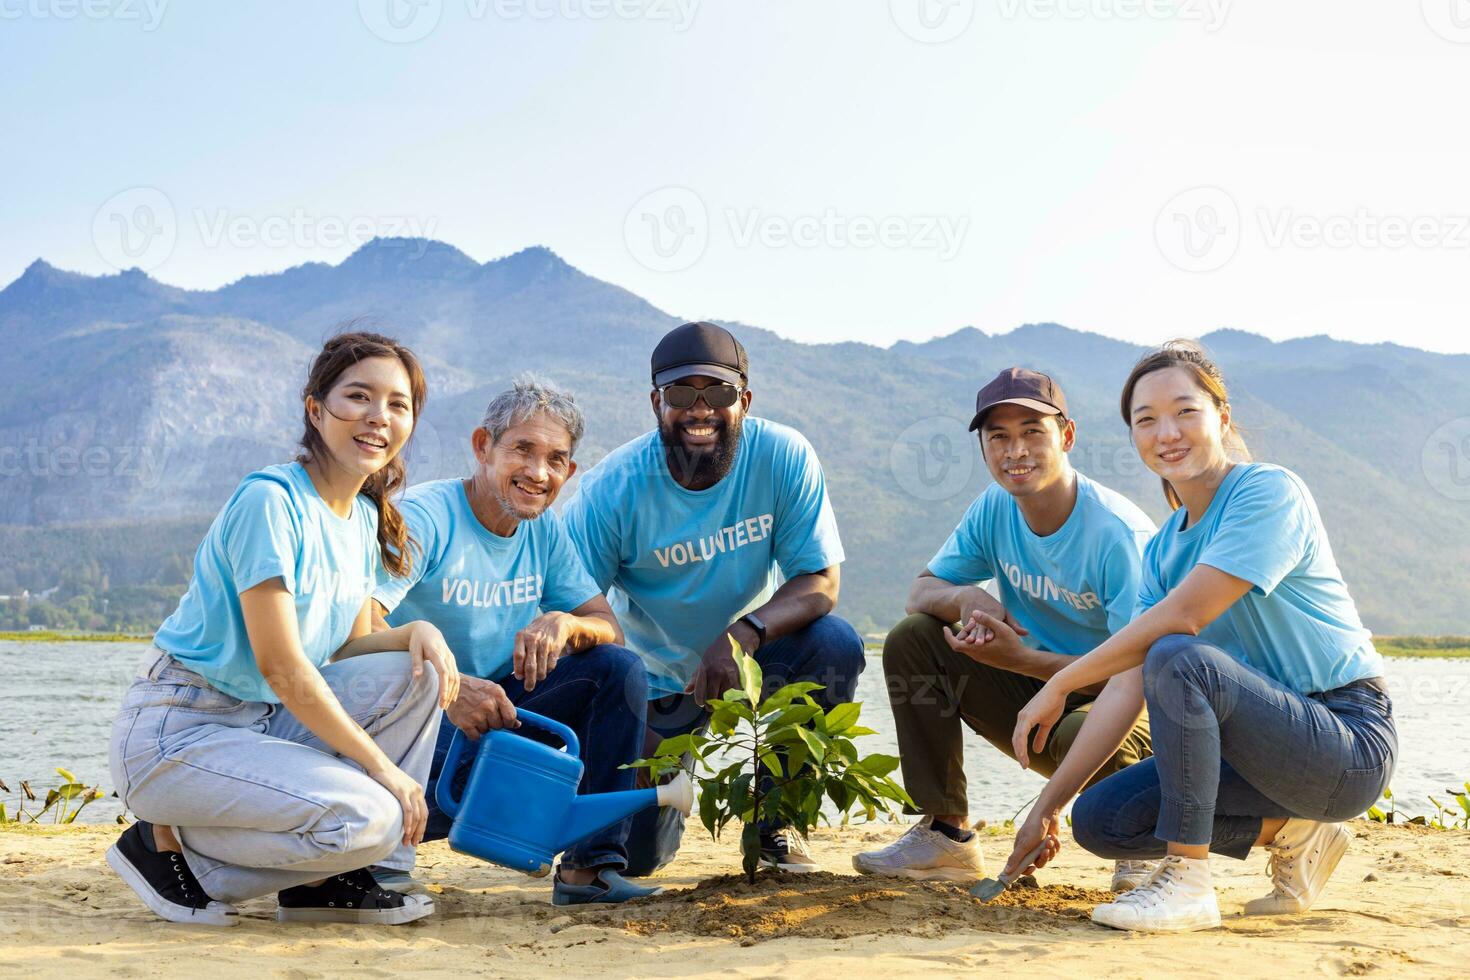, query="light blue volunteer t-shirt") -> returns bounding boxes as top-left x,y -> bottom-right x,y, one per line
1137,463 -> 1384,694
562,417 -> 846,697
373,479 -> 603,683
153,462 -> 380,703
927,472 -> 1156,656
